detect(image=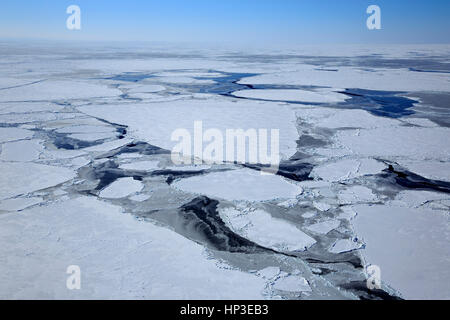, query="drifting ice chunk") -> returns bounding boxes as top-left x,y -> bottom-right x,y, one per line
273,275 -> 312,292
257,267 -> 281,280
119,160 -> 160,171
220,208 -> 316,252
306,220 -> 340,234
173,169 -> 302,202
99,178 -> 144,199
311,159 -> 385,182
232,89 -> 348,103
313,201 -> 332,212
338,186 -> 378,204
329,238 -> 363,254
